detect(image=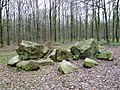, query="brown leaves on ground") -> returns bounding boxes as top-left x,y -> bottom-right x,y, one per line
0,46 -> 119,89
